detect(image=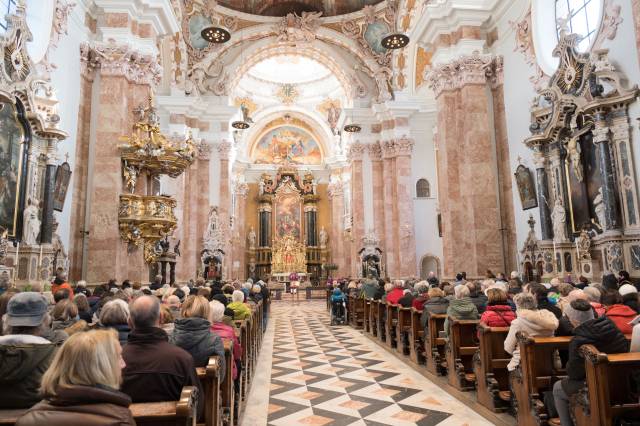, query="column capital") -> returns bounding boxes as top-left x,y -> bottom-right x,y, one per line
592,125 -> 610,144
532,150 -> 546,169
79,40 -> 162,86
367,141 -> 383,161
327,181 -> 344,199
347,142 -> 366,161
216,140 -> 233,159
381,140 -> 396,159
426,53 -> 503,97
394,137 -> 414,157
